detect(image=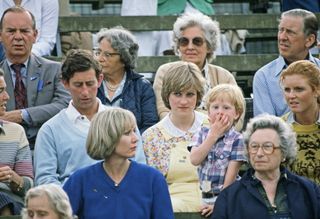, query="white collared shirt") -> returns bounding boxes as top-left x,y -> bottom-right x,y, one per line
161,111 -> 207,138
65,98 -> 108,133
